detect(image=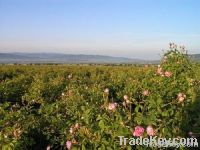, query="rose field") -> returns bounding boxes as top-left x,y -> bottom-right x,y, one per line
0,47 -> 200,149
